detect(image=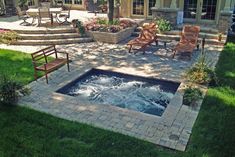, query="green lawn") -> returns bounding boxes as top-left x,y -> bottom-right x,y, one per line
0,45 -> 235,157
